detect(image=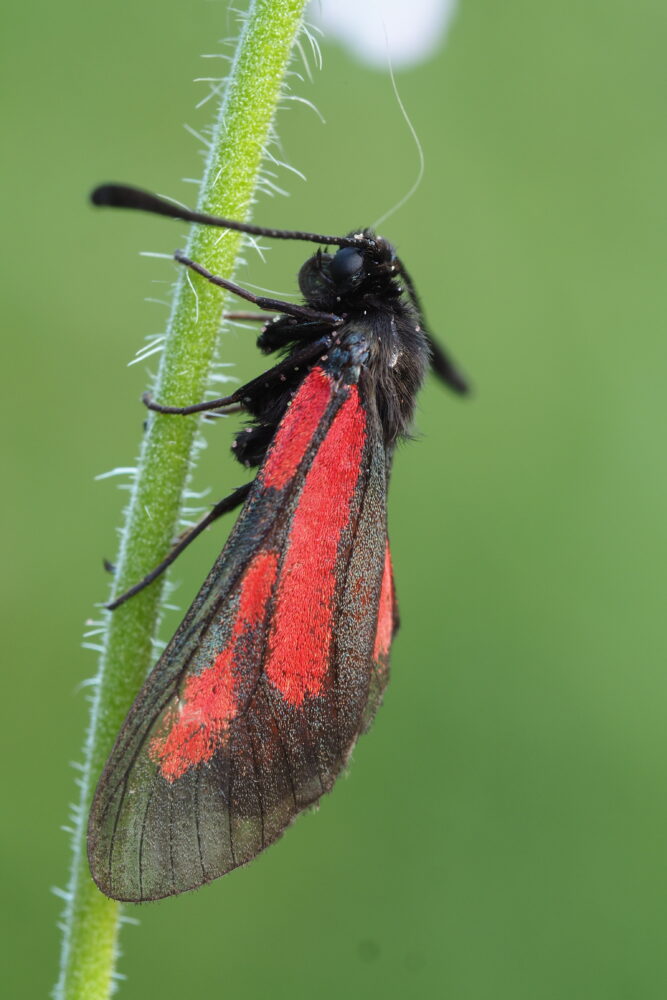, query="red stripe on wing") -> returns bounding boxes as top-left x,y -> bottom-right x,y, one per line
261,367 -> 332,489
373,543 -> 394,664
266,384 -> 367,705
150,549 -> 279,780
